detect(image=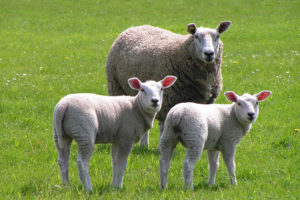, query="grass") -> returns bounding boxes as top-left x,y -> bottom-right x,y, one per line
0,0 -> 299,199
